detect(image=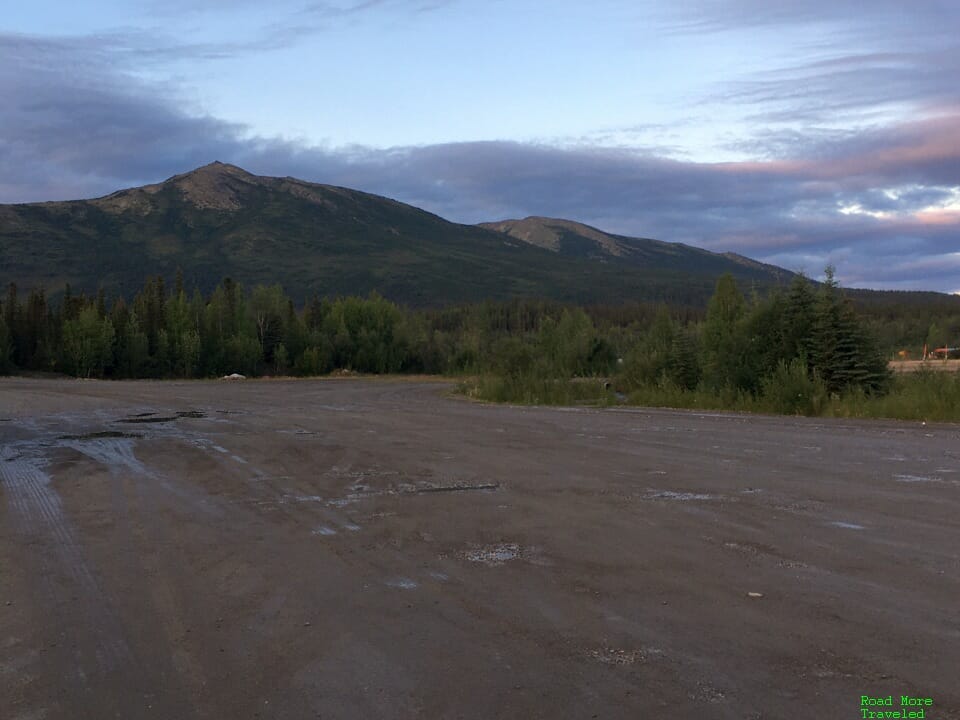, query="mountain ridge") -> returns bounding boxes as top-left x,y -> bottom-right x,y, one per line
0,163 -> 821,306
